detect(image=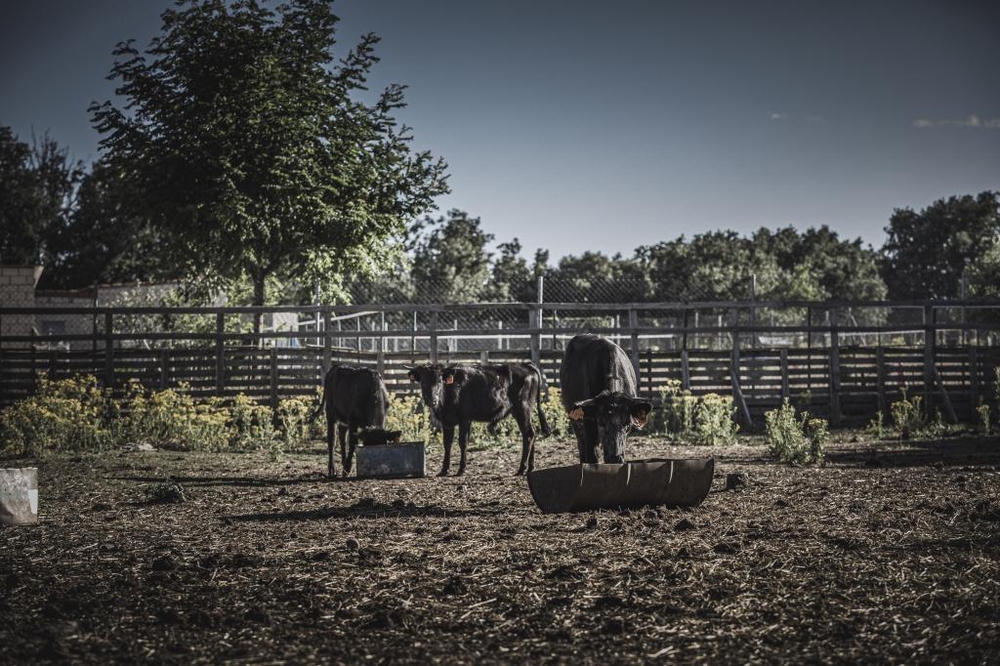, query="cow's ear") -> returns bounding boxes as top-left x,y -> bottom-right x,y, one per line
570,397 -> 600,420
629,400 -> 654,429
406,368 -> 419,382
